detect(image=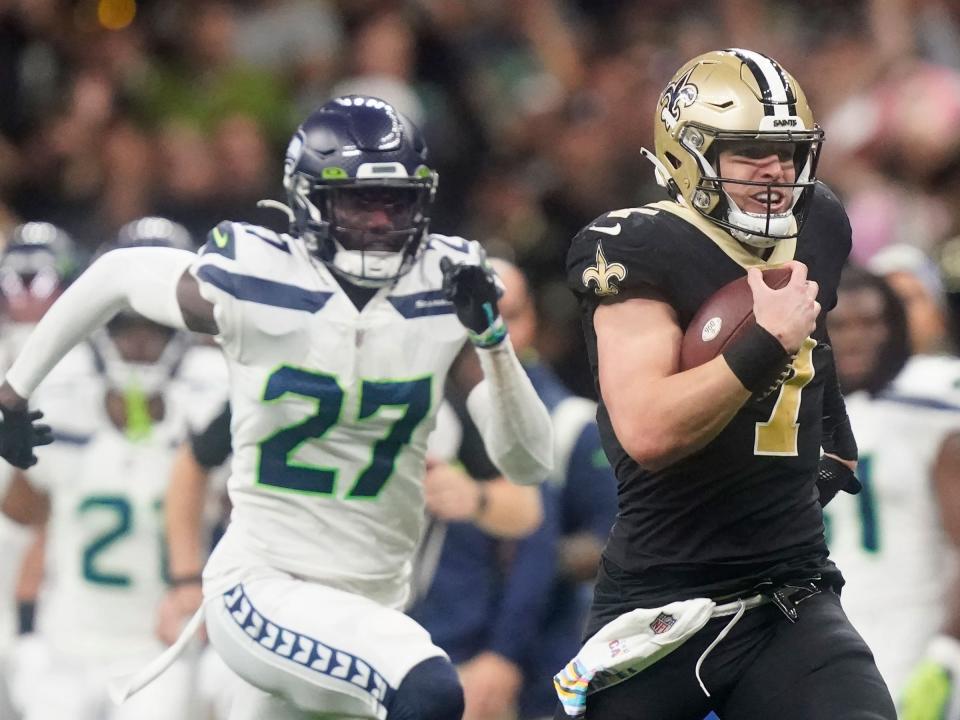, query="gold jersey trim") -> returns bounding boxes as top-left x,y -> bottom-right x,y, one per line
648,201 -> 797,269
